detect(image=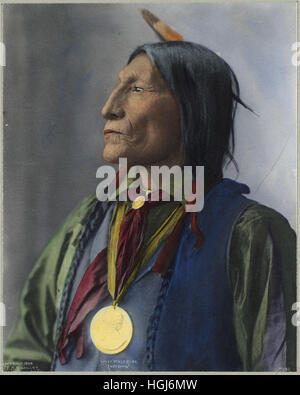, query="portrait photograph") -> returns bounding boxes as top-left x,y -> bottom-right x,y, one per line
1,1 -> 298,373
